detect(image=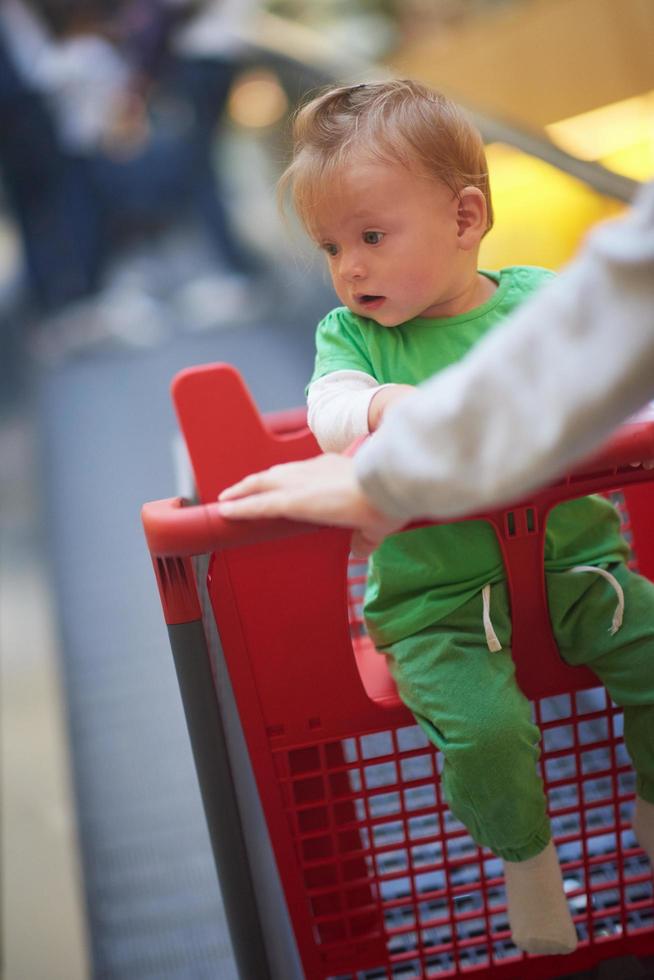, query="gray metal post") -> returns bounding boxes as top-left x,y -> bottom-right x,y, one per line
168,620 -> 272,980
